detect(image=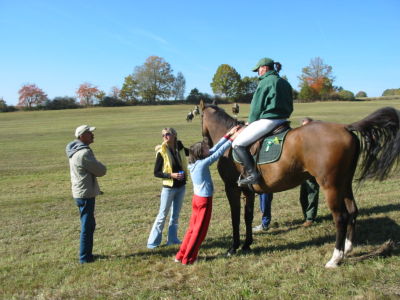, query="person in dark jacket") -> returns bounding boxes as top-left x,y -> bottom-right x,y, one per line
232,57 -> 293,185
299,117 -> 319,227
